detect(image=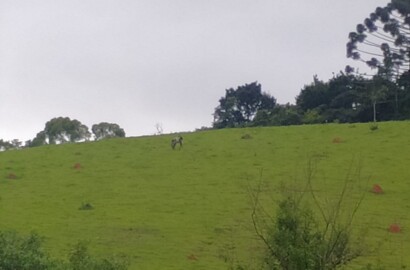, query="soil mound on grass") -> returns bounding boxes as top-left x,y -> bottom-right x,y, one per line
389,223 -> 401,233
6,173 -> 17,179
372,184 -> 384,194
332,137 -> 343,143
73,163 -> 82,170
